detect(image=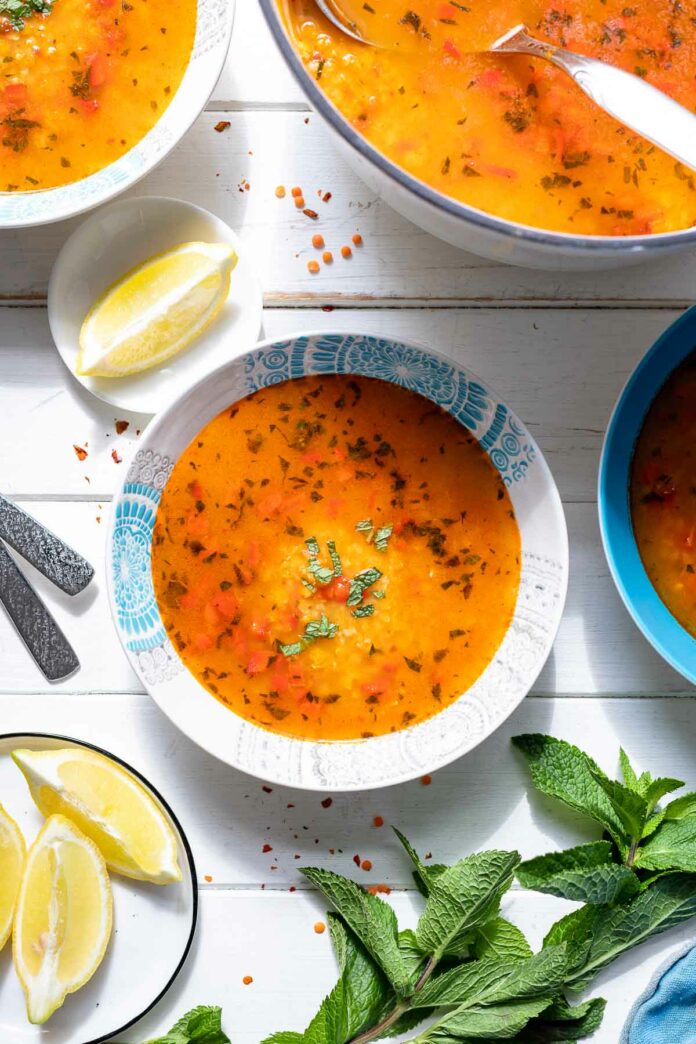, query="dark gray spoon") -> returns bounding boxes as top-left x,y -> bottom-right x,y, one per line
0,493 -> 94,595
0,541 -> 80,681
